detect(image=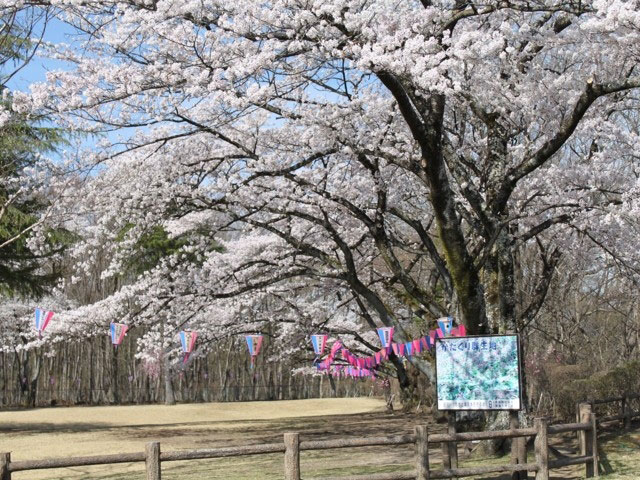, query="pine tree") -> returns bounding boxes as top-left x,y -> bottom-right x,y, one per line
0,9 -> 67,297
